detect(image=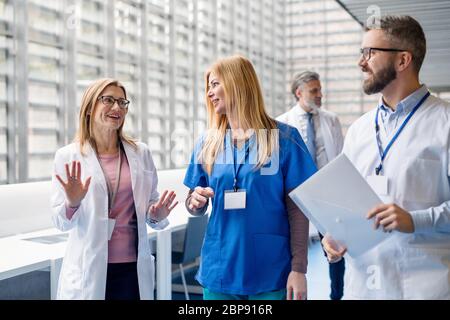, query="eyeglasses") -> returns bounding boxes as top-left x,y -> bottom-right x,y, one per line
97,96 -> 130,109
360,47 -> 406,61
